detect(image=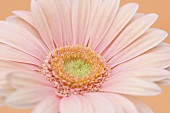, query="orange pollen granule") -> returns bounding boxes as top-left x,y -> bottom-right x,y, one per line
42,45 -> 111,97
